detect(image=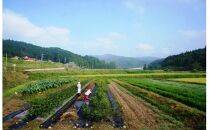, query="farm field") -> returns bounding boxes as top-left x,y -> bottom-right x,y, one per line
3,68 -> 206,130
3,0 -> 206,129
167,78 -> 206,84
3,58 -> 65,71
